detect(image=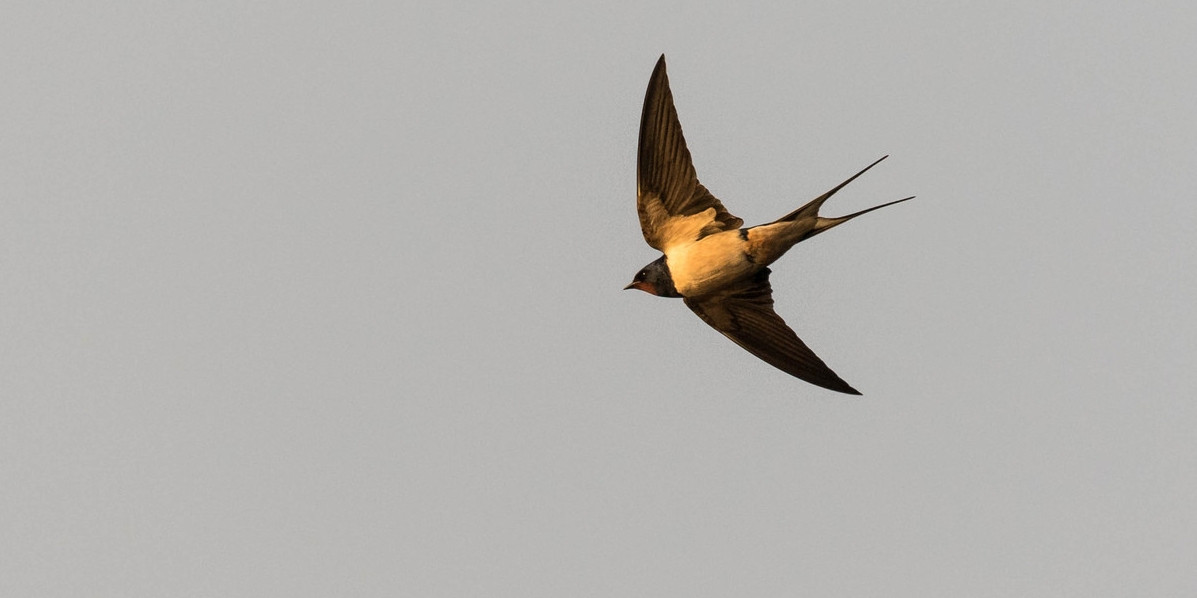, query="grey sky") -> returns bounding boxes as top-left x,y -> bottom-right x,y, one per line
3,1 -> 1196,596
